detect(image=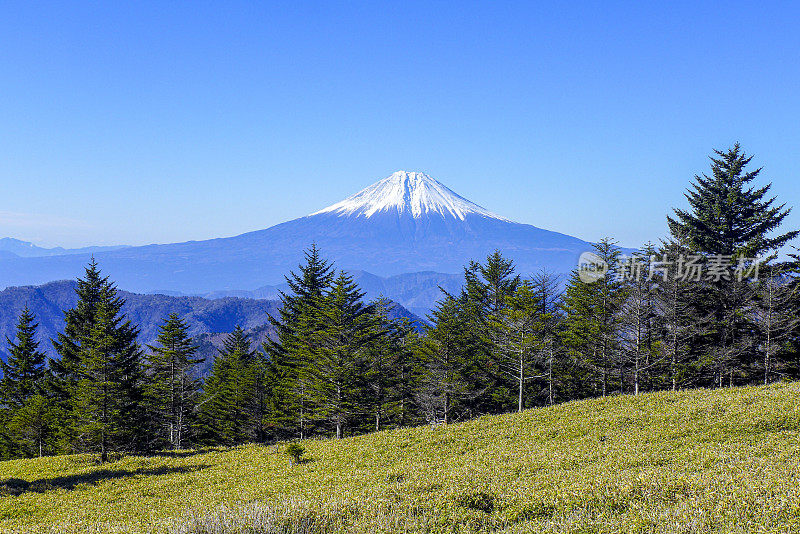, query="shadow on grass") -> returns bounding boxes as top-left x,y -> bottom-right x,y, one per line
0,464 -> 210,496
149,449 -> 208,459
